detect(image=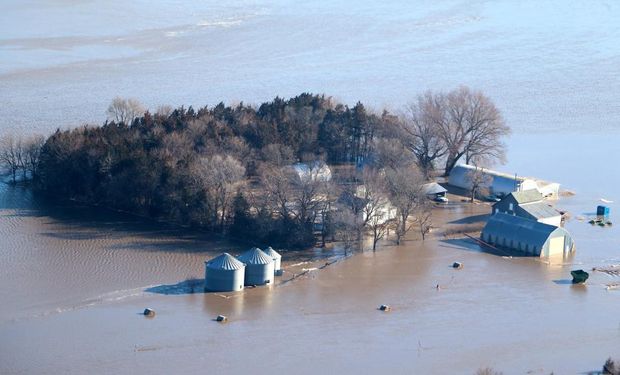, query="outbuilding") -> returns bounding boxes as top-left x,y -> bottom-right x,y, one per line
204,253 -> 246,292
492,190 -> 562,227
291,161 -> 332,182
237,247 -> 275,286
422,182 -> 448,199
264,247 -> 282,273
481,213 -> 574,257
448,164 -> 538,197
